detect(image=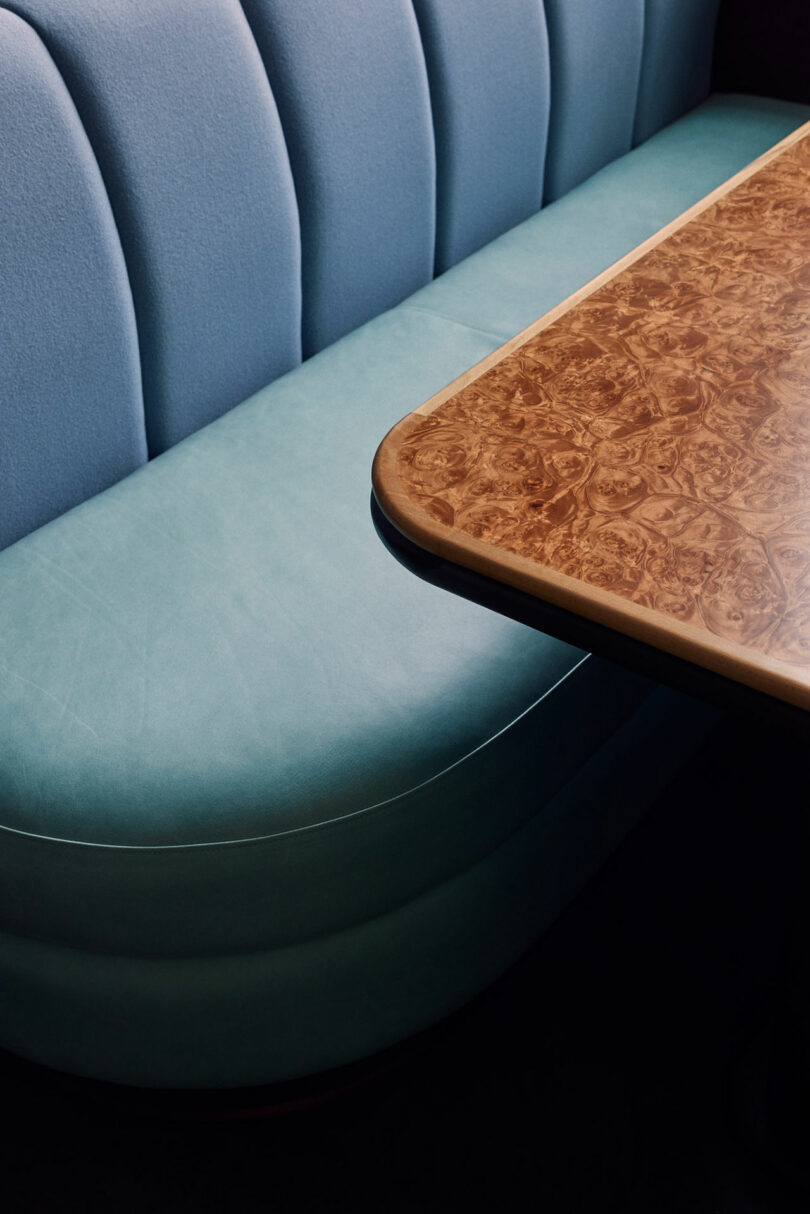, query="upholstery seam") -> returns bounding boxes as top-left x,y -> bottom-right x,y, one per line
408,0 -> 441,279
631,0 -> 648,148
0,5 -> 147,457
397,302 -> 509,343
235,0 -> 306,360
0,691 -> 677,963
0,654 -> 597,852
0,781 -> 590,961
